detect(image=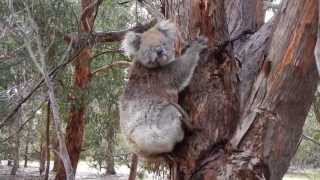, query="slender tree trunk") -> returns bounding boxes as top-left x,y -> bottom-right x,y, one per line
160,0 -> 319,179
55,0 -> 99,179
128,154 -> 138,180
52,137 -> 59,172
313,93 -> 320,124
10,107 -> 21,175
45,100 -> 51,180
39,139 -> 46,175
105,125 -> 116,175
10,127 -> 20,175
105,150 -> 116,175
105,149 -> 116,174
24,133 -> 29,168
